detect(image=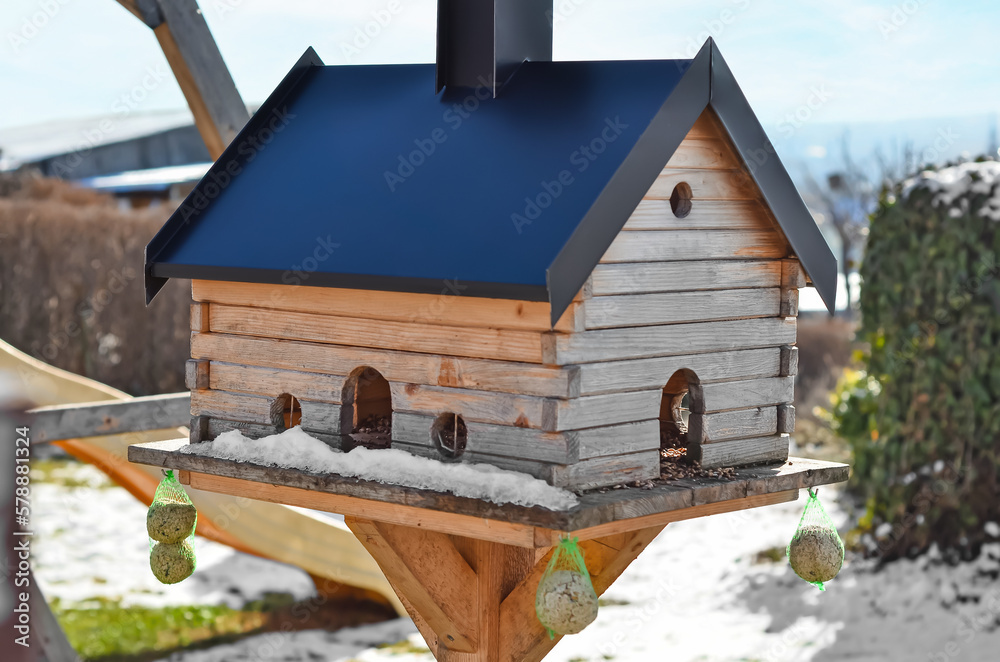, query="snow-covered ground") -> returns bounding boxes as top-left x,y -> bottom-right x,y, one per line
32,462 -> 316,609
34,461 -> 1000,661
